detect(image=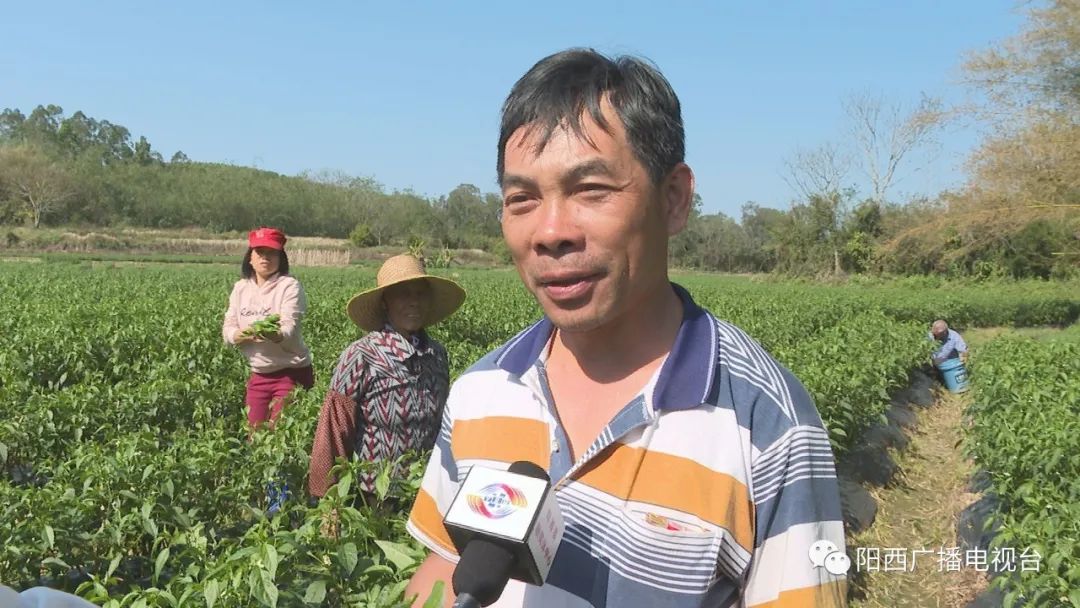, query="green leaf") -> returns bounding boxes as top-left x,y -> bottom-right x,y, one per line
303,581 -> 326,605
422,581 -> 446,608
42,525 -> 54,549
260,569 -> 278,608
338,542 -> 358,575
1069,589 -> 1080,607
247,569 -> 261,602
375,465 -> 391,499
204,579 -> 220,608
336,473 -> 352,500
42,557 -> 69,569
387,579 -> 410,602
106,554 -> 122,580
362,564 -> 395,577
154,547 -> 170,582
262,544 -> 279,578
375,539 -> 416,571
227,546 -> 257,562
